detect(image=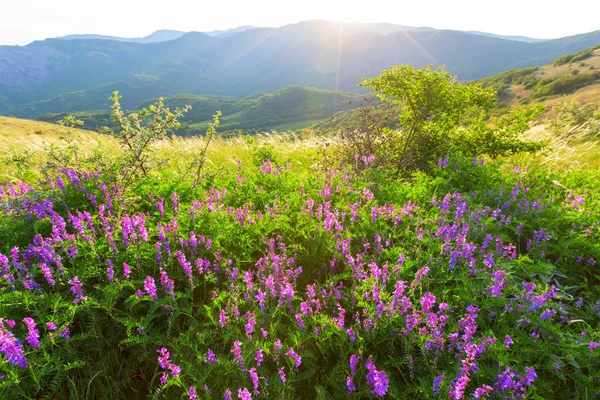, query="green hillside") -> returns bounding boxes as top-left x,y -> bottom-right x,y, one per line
37,86 -> 364,136
479,44 -> 600,108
